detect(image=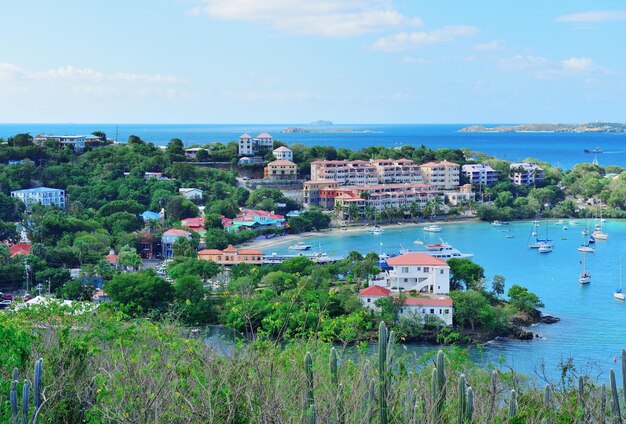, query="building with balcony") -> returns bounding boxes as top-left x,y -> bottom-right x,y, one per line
419,161 -> 460,190
264,160 -> 298,181
444,184 -> 475,206
33,134 -> 93,150
11,187 -> 66,209
509,162 -> 545,186
272,146 -> 293,161
370,158 -> 423,184
303,180 -> 339,209
238,132 -> 274,156
382,253 -> 451,294
161,229 -> 191,258
462,164 -> 499,186
198,245 -> 264,266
